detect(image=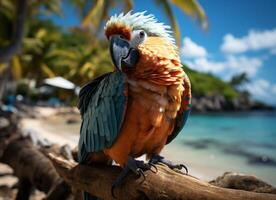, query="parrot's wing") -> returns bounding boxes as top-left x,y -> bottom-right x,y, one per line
166,72 -> 192,144
77,71 -> 128,163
